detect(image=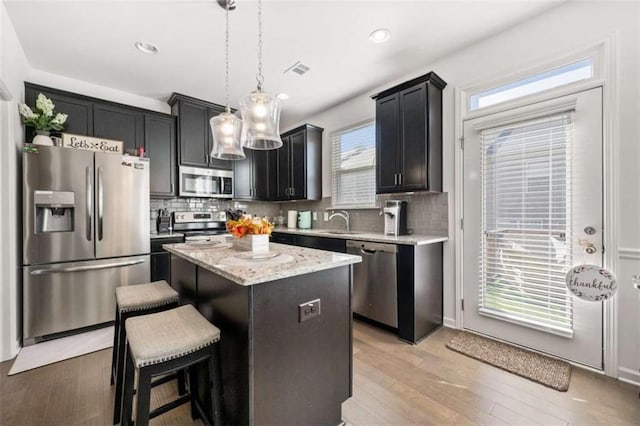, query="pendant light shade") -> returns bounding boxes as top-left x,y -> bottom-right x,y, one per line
210,110 -> 244,160
240,0 -> 282,150
239,90 -> 282,149
210,0 -> 245,160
